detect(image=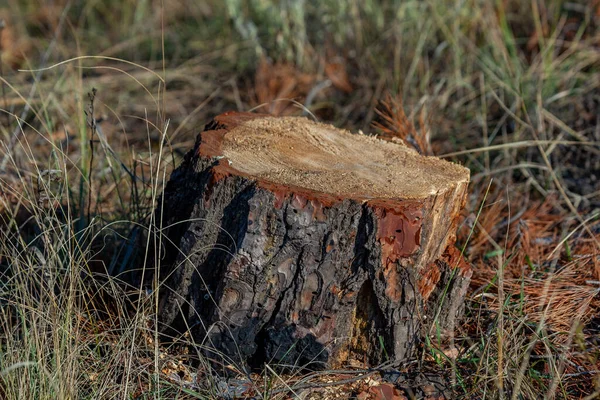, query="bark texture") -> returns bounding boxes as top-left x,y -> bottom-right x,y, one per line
155,112 -> 471,370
